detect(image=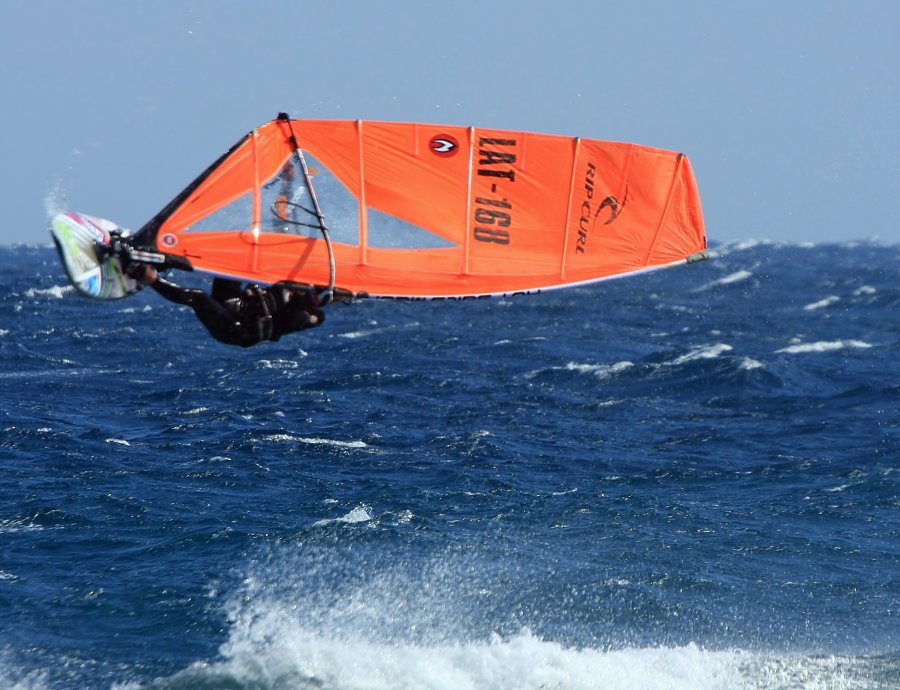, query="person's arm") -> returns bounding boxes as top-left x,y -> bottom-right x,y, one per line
138,266 -> 205,306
